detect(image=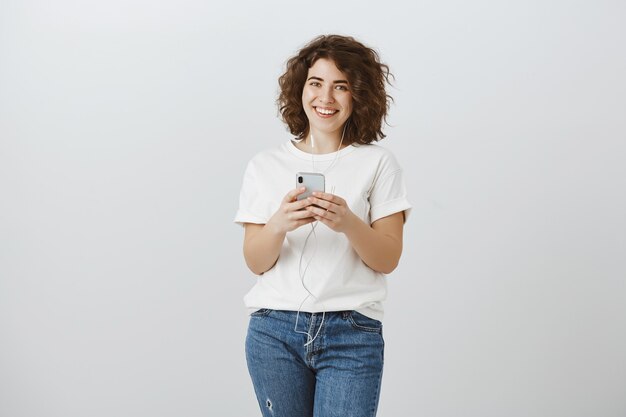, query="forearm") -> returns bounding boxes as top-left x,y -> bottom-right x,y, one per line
243,223 -> 286,275
343,215 -> 402,274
